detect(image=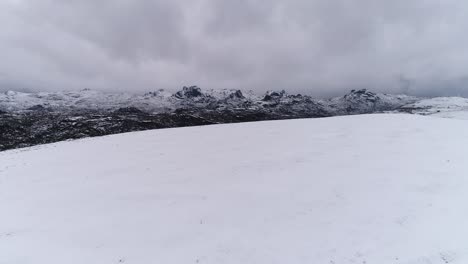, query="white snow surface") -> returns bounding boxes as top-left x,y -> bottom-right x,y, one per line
1,114 -> 468,264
